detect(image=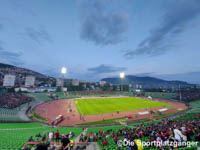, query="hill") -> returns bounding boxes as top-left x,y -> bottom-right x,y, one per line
101,75 -> 194,89
0,63 -> 55,86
